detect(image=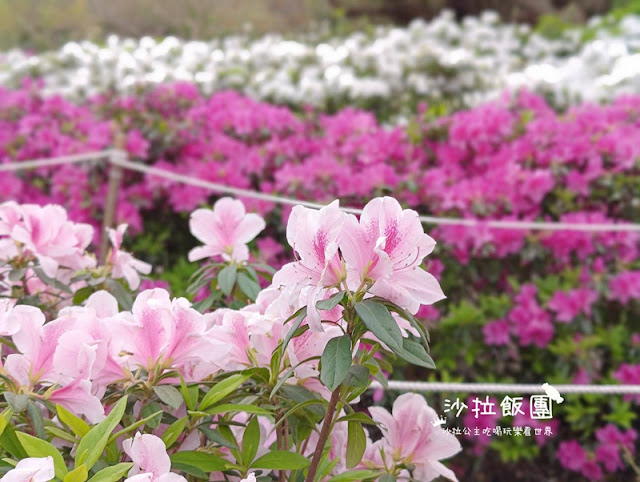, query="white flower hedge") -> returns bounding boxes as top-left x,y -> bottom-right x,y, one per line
0,10 -> 639,116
